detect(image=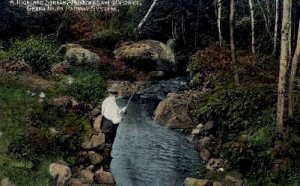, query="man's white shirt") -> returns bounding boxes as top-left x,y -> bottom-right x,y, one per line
101,95 -> 126,124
